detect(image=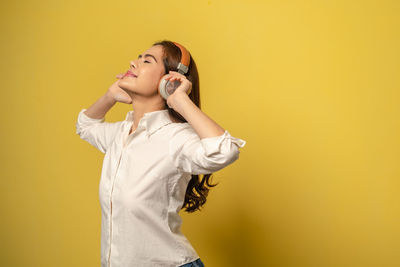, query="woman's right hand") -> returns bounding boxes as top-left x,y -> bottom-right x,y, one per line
106,73 -> 133,104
